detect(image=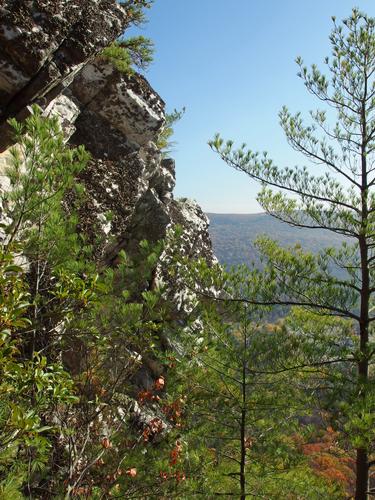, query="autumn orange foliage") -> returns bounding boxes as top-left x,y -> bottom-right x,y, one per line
300,427 -> 355,495
142,417 -> 164,442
